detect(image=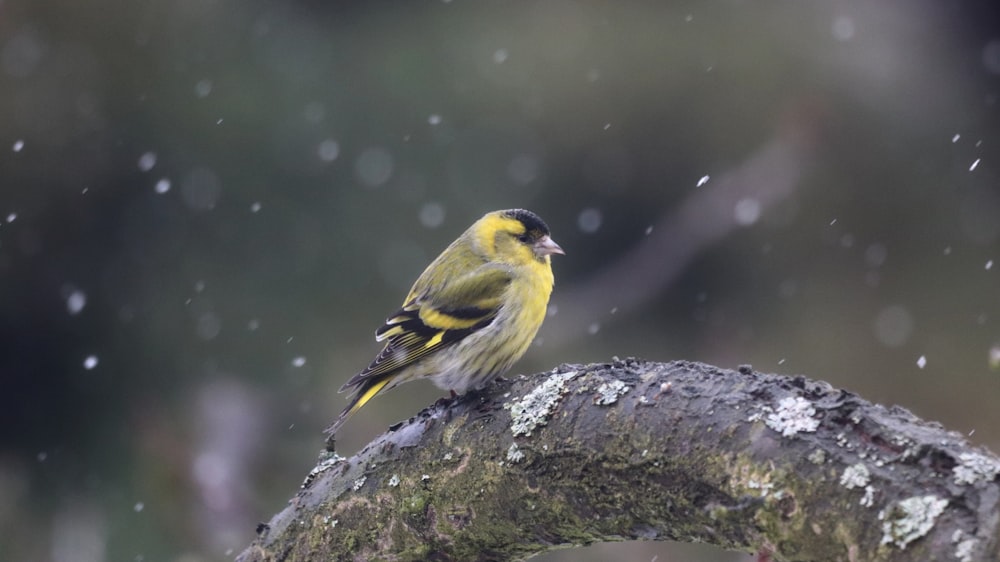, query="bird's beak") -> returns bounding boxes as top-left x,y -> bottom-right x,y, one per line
534,235 -> 565,256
